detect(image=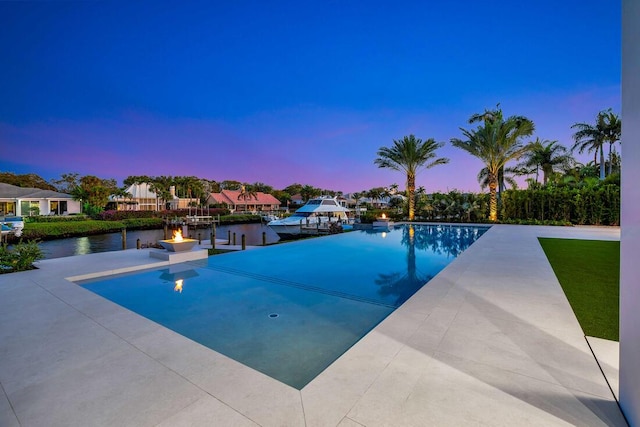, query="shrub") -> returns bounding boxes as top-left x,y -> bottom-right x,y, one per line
500,184 -> 620,226
0,240 -> 44,273
219,214 -> 261,224
328,222 -> 343,234
358,210 -> 395,224
26,215 -> 89,223
99,210 -> 157,221
98,208 -> 231,221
